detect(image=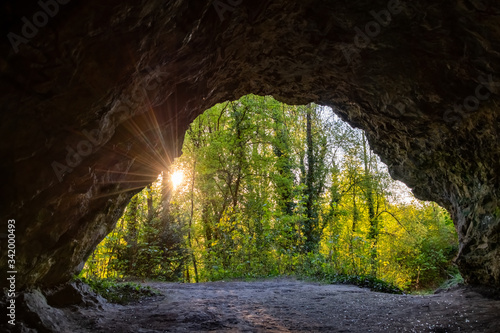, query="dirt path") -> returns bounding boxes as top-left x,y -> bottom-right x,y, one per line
67,278 -> 500,332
